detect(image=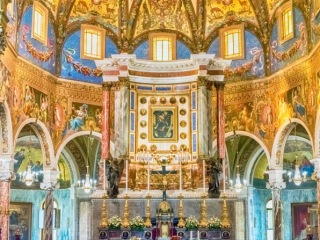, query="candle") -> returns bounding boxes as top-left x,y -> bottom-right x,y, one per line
223,159 -> 226,193
147,154 -> 150,192
203,160 -> 205,193
179,152 -> 182,193
126,159 -> 128,193
197,231 -> 199,239
191,231 -> 193,239
103,160 -> 106,192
